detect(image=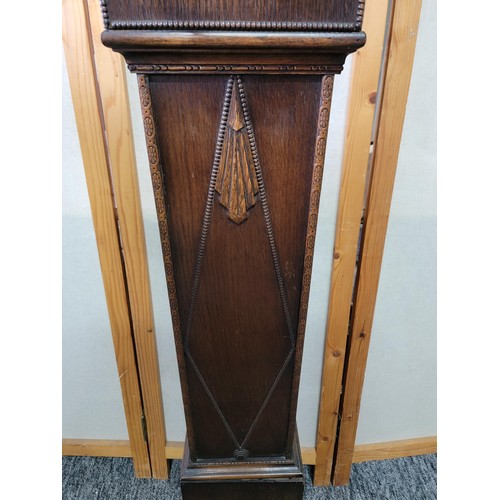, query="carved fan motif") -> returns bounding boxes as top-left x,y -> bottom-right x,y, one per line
215,84 -> 259,224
